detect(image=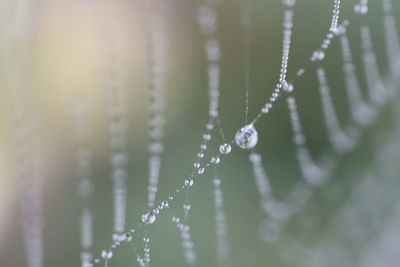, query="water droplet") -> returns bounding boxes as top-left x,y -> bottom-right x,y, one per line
94,258 -> 100,264
101,249 -> 113,260
152,208 -> 160,215
235,124 -> 258,149
219,143 -> 232,154
161,200 -> 169,208
183,204 -> 191,211
143,237 -> 150,243
198,168 -> 205,174
193,162 -> 200,168
311,50 -> 325,61
282,81 -> 293,93
184,179 -> 194,187
354,4 -> 368,14
172,216 -> 180,223
202,134 -> 211,141
141,212 -> 156,224
210,156 -> 220,164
